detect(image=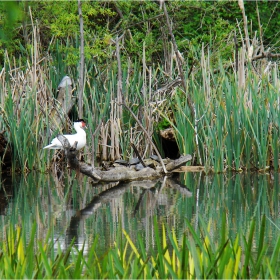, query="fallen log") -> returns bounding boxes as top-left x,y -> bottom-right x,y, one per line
57,135 -> 192,182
